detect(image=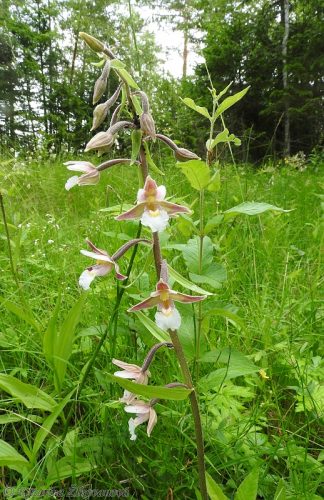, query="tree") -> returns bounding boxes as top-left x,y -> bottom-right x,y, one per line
191,0 -> 323,160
